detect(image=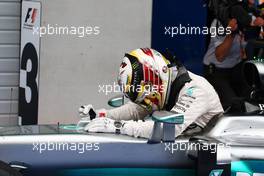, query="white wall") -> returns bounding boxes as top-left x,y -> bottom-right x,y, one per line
38,0 -> 152,124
